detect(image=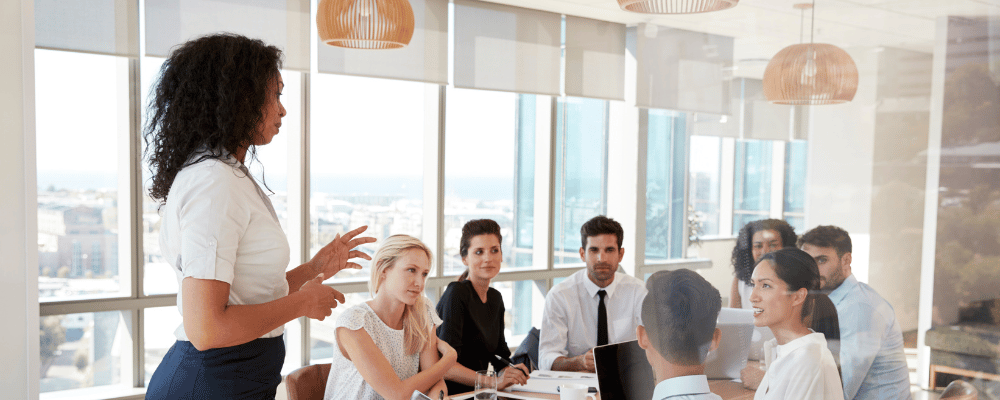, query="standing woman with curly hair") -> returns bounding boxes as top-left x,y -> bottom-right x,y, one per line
144,34 -> 375,399
729,219 -> 798,309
